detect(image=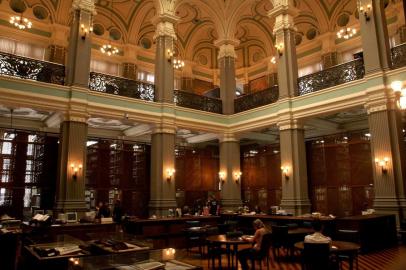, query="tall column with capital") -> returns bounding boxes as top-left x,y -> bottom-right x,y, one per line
216,41 -> 238,114
278,119 -> 311,215
359,0 -> 392,73
219,134 -> 242,210
148,5 -> 178,215
366,97 -> 406,222
269,1 -> 299,98
55,114 -> 88,214
66,0 -> 95,87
